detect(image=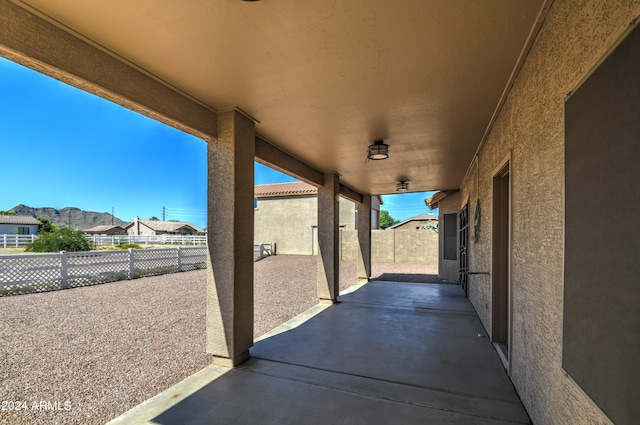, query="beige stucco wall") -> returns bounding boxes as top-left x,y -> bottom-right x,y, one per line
437,191 -> 462,282
453,1 -> 640,424
254,196 -> 356,255
370,196 -> 381,230
254,195 -> 316,255
339,198 -> 357,230
255,194 -> 436,262
341,229 -> 438,264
